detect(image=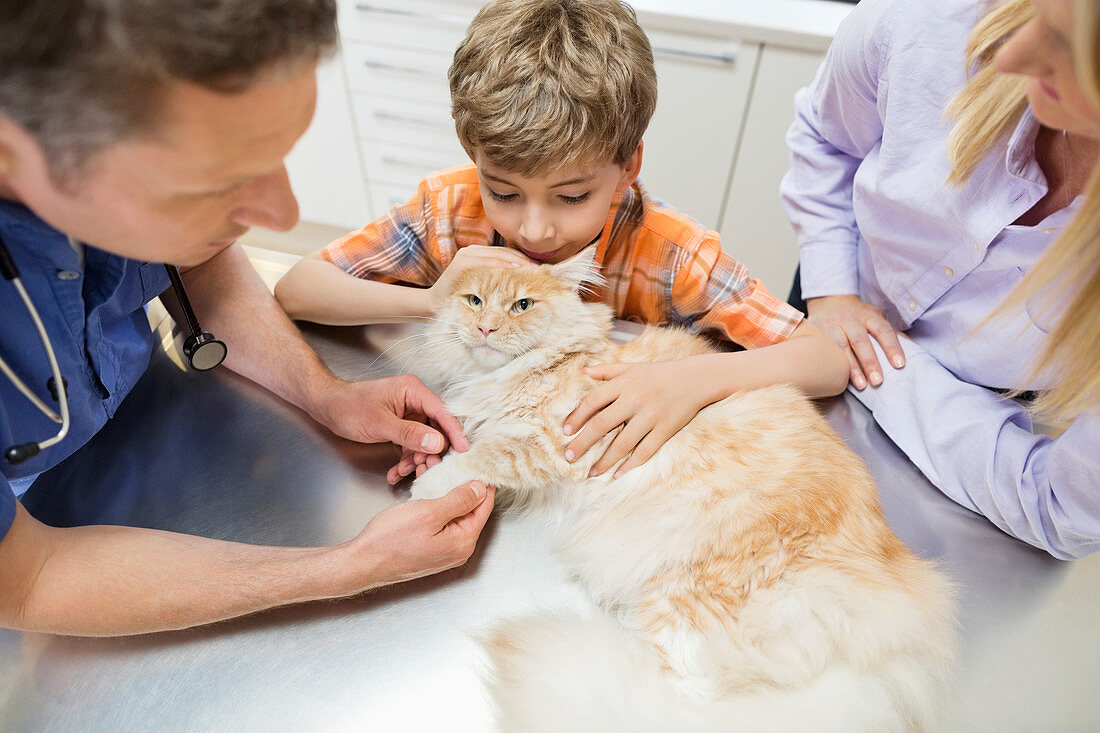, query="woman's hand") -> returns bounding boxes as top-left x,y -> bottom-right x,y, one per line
562,359 -> 718,477
805,294 -> 906,389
